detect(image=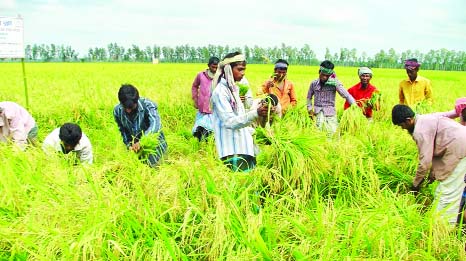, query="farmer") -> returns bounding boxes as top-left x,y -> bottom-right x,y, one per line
42,123 -> 93,164
210,51 -> 269,172
0,101 -> 38,150
191,56 -> 219,141
399,58 -> 433,107
435,97 -> 466,126
435,97 -> 466,223
392,104 -> 466,225
260,59 -> 297,114
307,60 -> 356,134
113,84 -> 167,167
344,67 -> 380,120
